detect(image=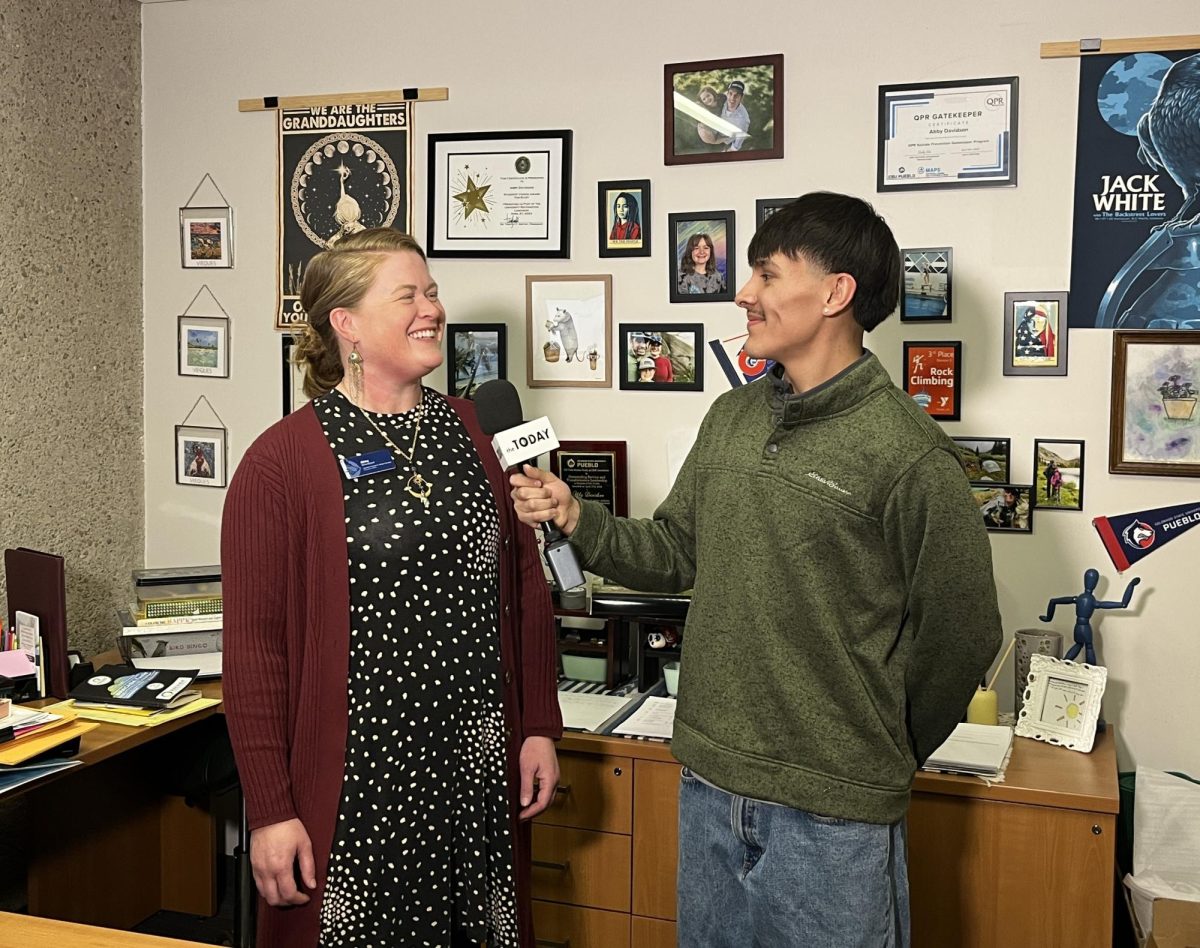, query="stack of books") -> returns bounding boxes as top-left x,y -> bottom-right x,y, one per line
67,664 -> 218,727
117,565 -> 222,677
